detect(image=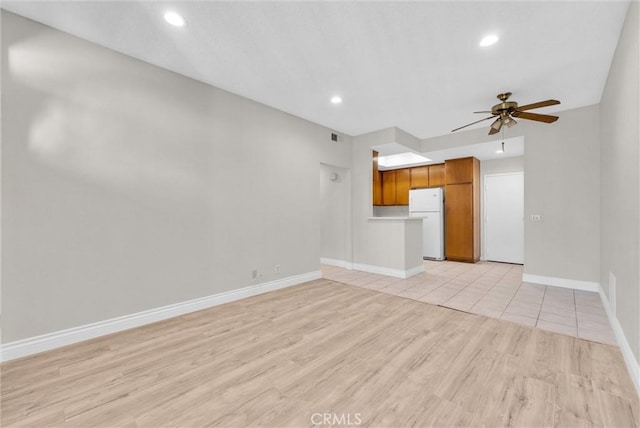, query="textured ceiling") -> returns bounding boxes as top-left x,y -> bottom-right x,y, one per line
1,1 -> 630,139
